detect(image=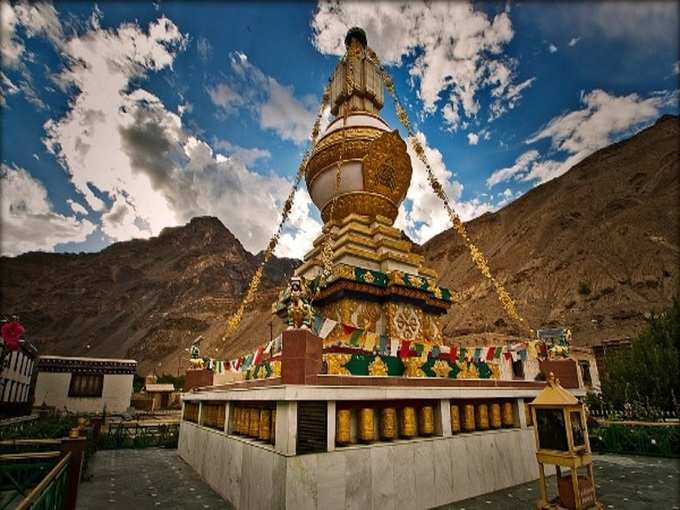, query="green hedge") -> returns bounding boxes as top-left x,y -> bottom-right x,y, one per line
589,423 -> 680,458
0,416 -> 79,441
